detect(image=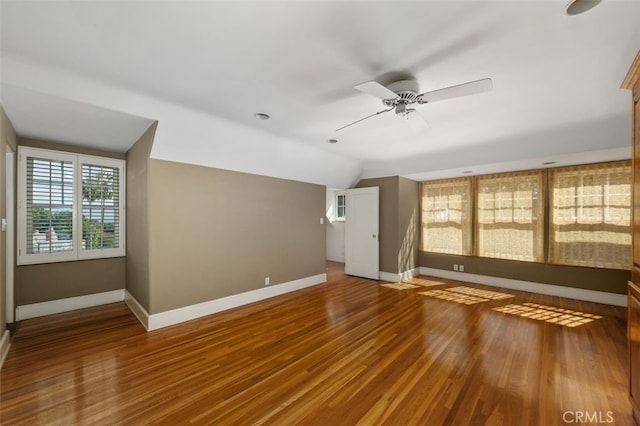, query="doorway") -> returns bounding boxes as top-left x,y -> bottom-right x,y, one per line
345,187 -> 379,280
